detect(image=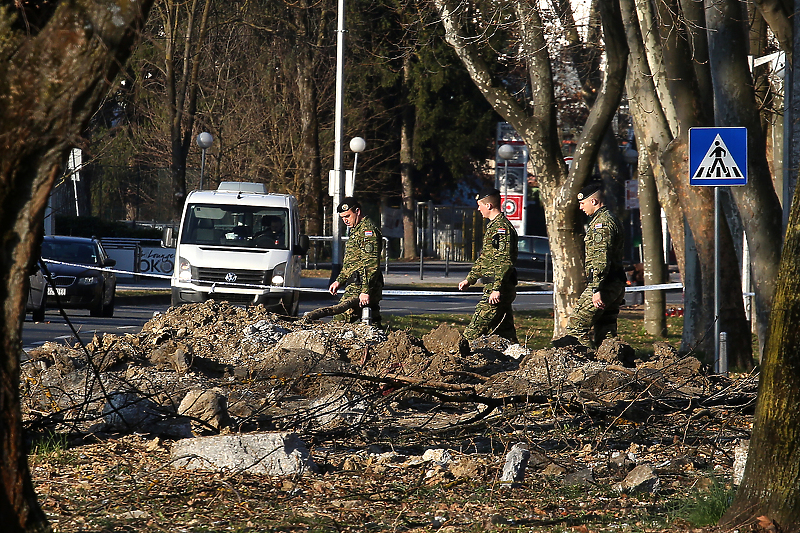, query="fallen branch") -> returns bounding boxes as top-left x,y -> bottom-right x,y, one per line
303,296 -> 359,321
